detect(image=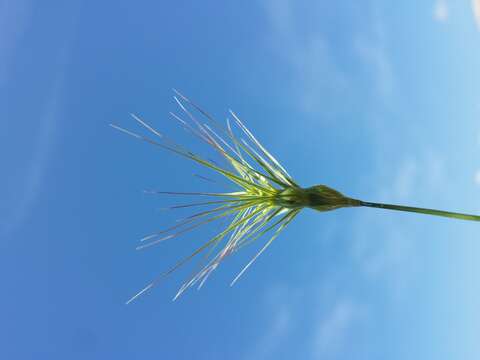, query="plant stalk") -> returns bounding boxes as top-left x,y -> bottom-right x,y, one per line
358,200 -> 480,222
